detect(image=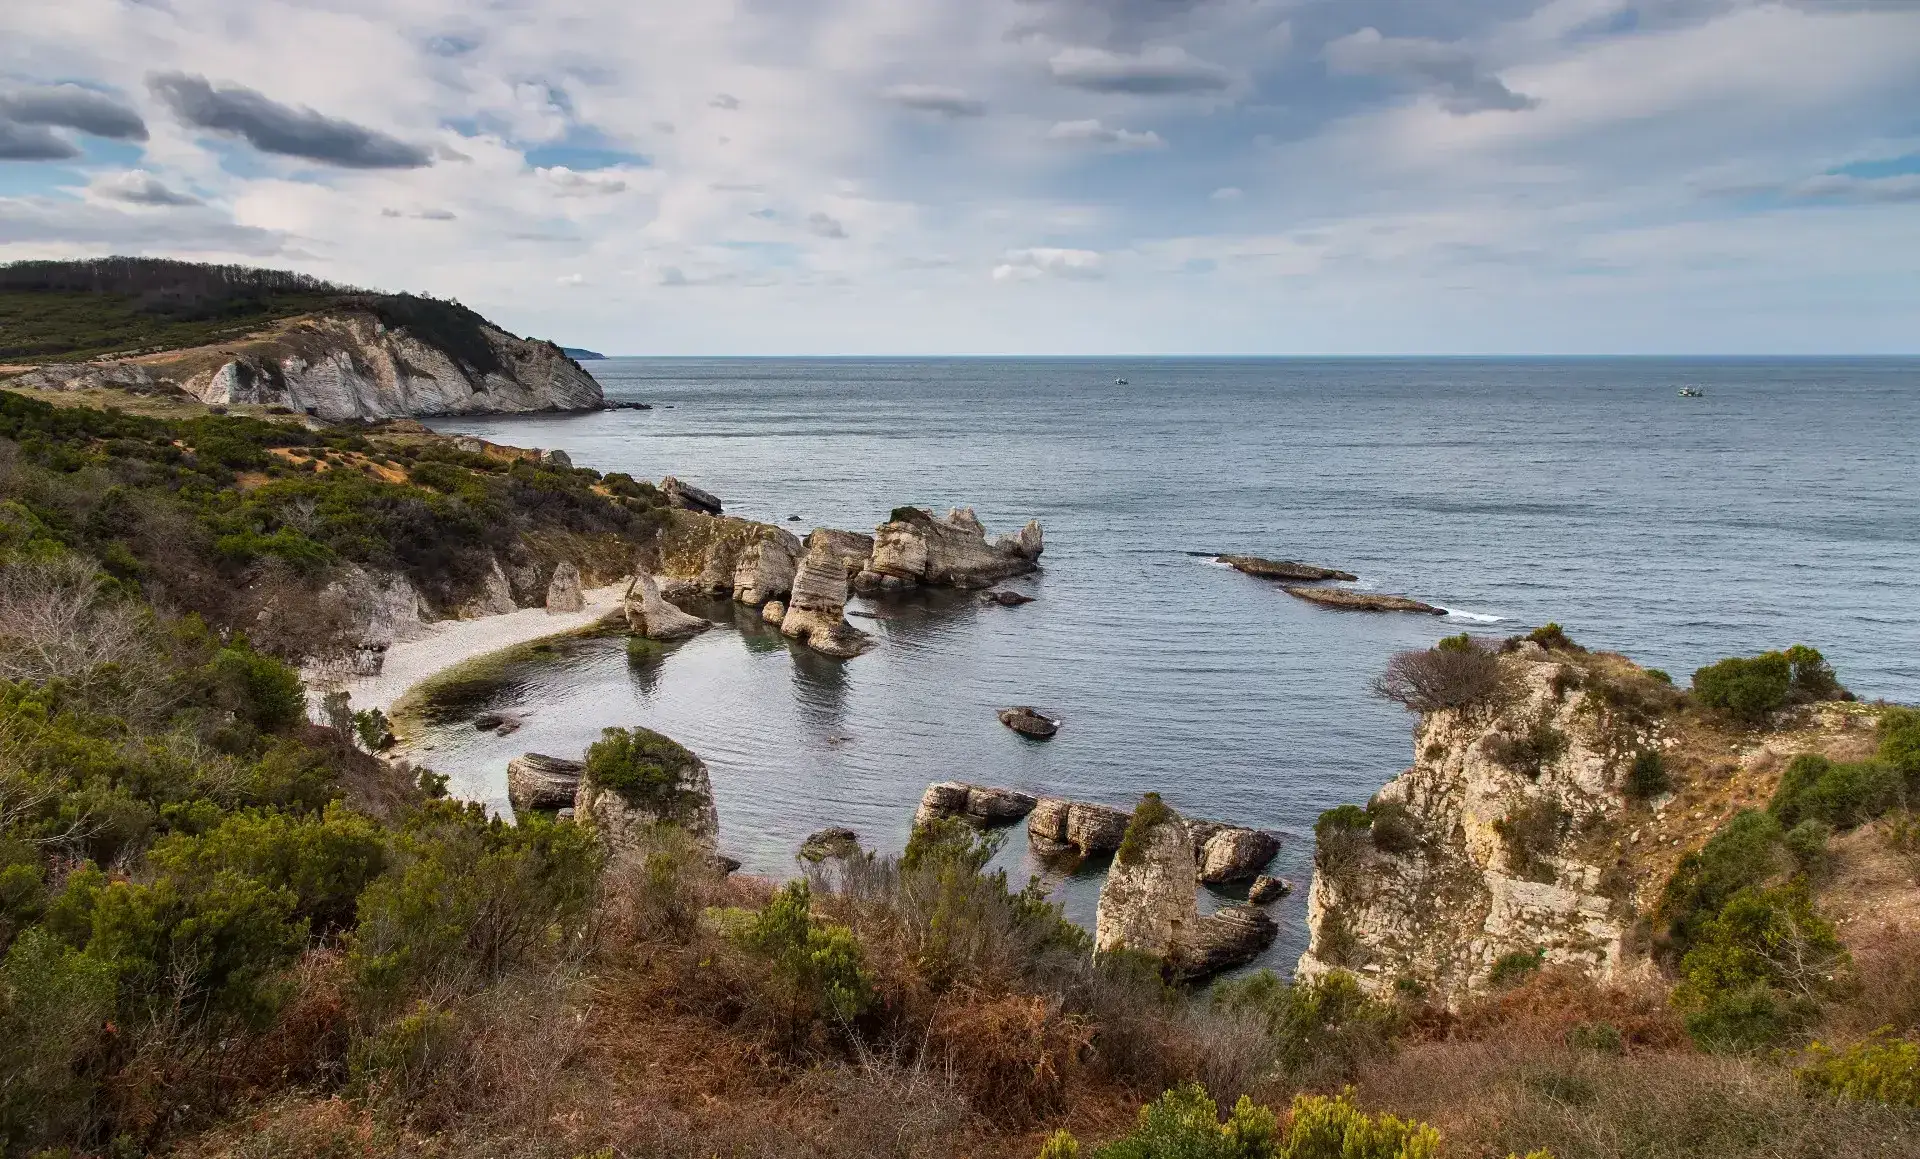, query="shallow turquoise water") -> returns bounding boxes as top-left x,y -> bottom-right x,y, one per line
427,357 -> 1920,973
